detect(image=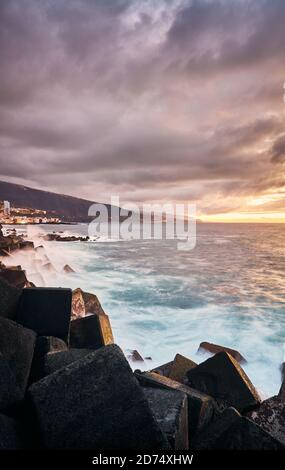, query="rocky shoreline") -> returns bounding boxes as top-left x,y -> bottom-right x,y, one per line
0,225 -> 284,450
